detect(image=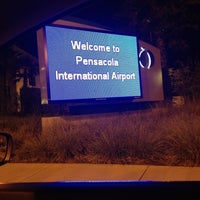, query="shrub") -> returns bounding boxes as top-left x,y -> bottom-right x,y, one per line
0,100 -> 200,166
